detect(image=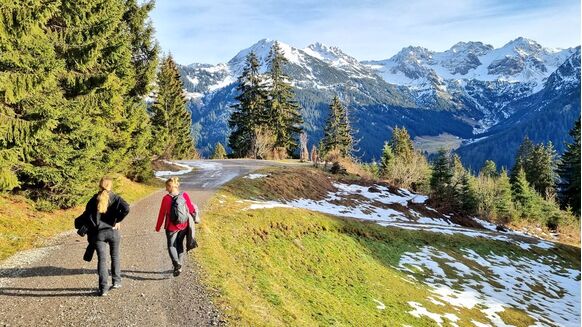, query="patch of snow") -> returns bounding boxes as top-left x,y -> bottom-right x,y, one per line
181,160 -> 222,171
242,200 -> 292,211
399,246 -> 581,326
154,160 -> 193,179
243,174 -> 269,180
373,299 -> 386,310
